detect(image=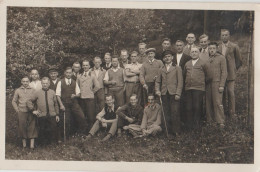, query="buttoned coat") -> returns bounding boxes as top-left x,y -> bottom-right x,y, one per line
172,53 -> 191,71
155,65 -> 183,96
218,41 -> 242,81
208,53 -> 228,87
